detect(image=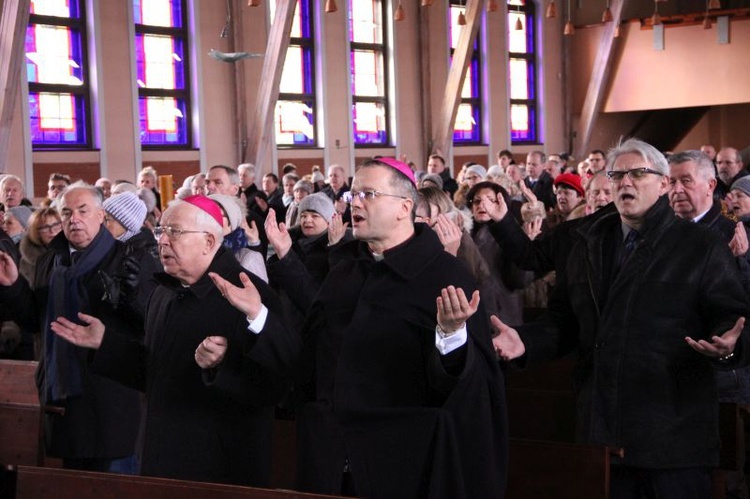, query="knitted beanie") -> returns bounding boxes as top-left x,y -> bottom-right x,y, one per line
731,177 -> 750,198
103,192 -> 147,241
7,206 -> 32,229
421,173 -> 444,190
293,179 -> 314,195
209,194 -> 244,230
299,192 -> 335,223
465,164 -> 488,180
